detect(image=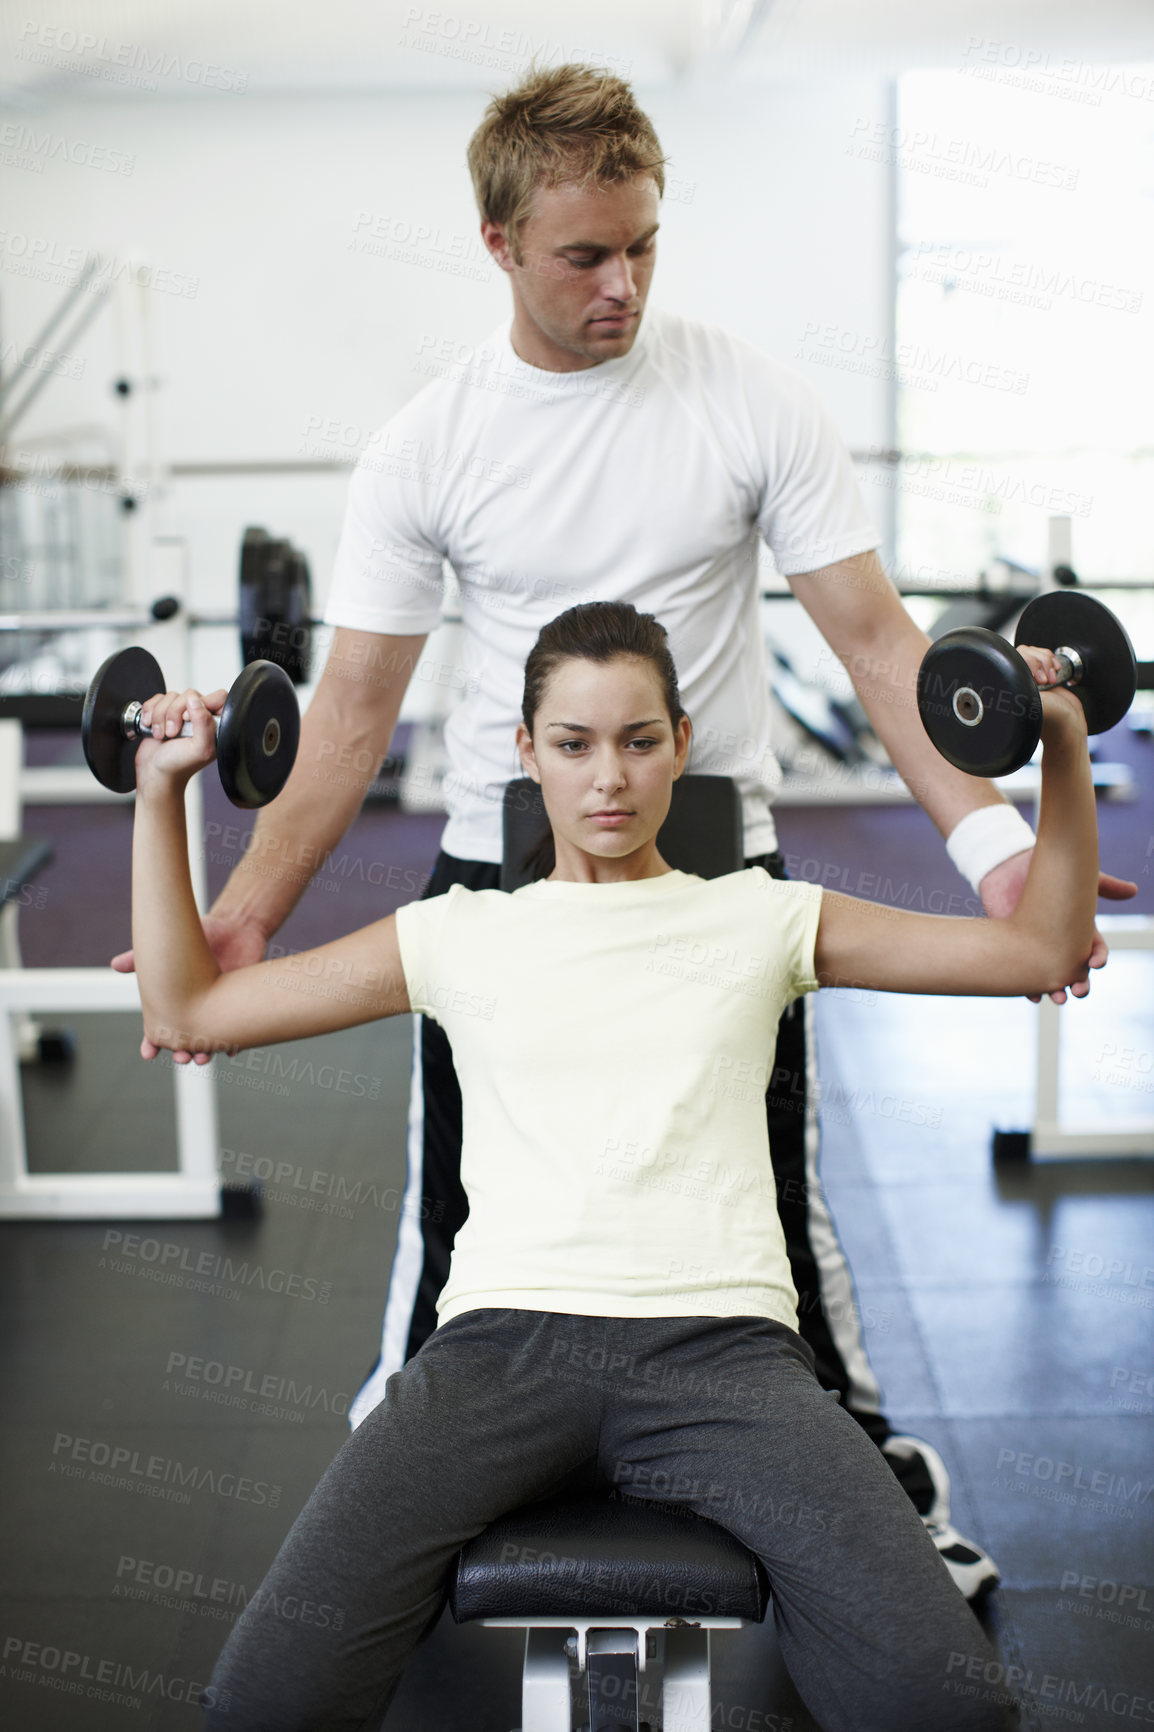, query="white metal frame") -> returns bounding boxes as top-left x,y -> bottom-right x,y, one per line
0,963 -> 220,1217
480,1614 -> 744,1732
0,752 -> 224,1217
1032,915 -> 1154,1159
1027,519 -> 1153,1159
